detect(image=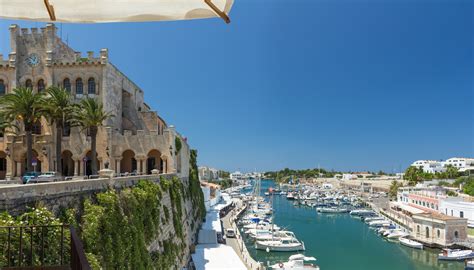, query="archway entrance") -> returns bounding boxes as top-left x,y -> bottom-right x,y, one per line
22,150 -> 41,174
0,151 -> 6,180
146,150 -> 162,174
61,150 -> 75,176
84,151 -> 99,176
120,150 -> 136,174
